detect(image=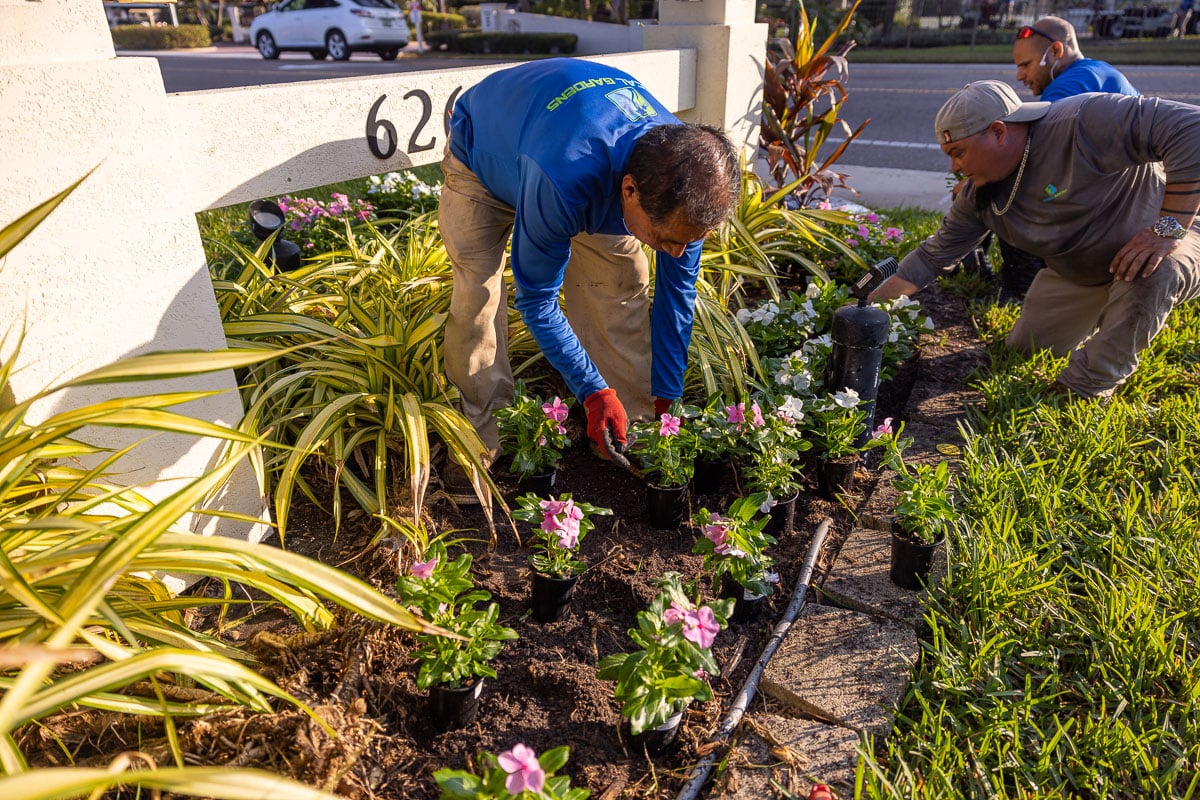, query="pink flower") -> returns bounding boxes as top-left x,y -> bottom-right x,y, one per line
865,213 -> 880,224
410,557 -> 437,579
871,417 -> 894,439
540,498 -> 568,516
725,402 -> 745,426
856,224 -> 870,238
497,743 -> 545,794
817,200 -> 832,210
846,237 -> 859,246
664,602 -> 719,649
694,668 -> 709,679
704,520 -> 729,547
556,521 -> 580,550
659,413 -> 681,437
750,403 -> 765,428
884,227 -> 903,240
542,397 -> 569,423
